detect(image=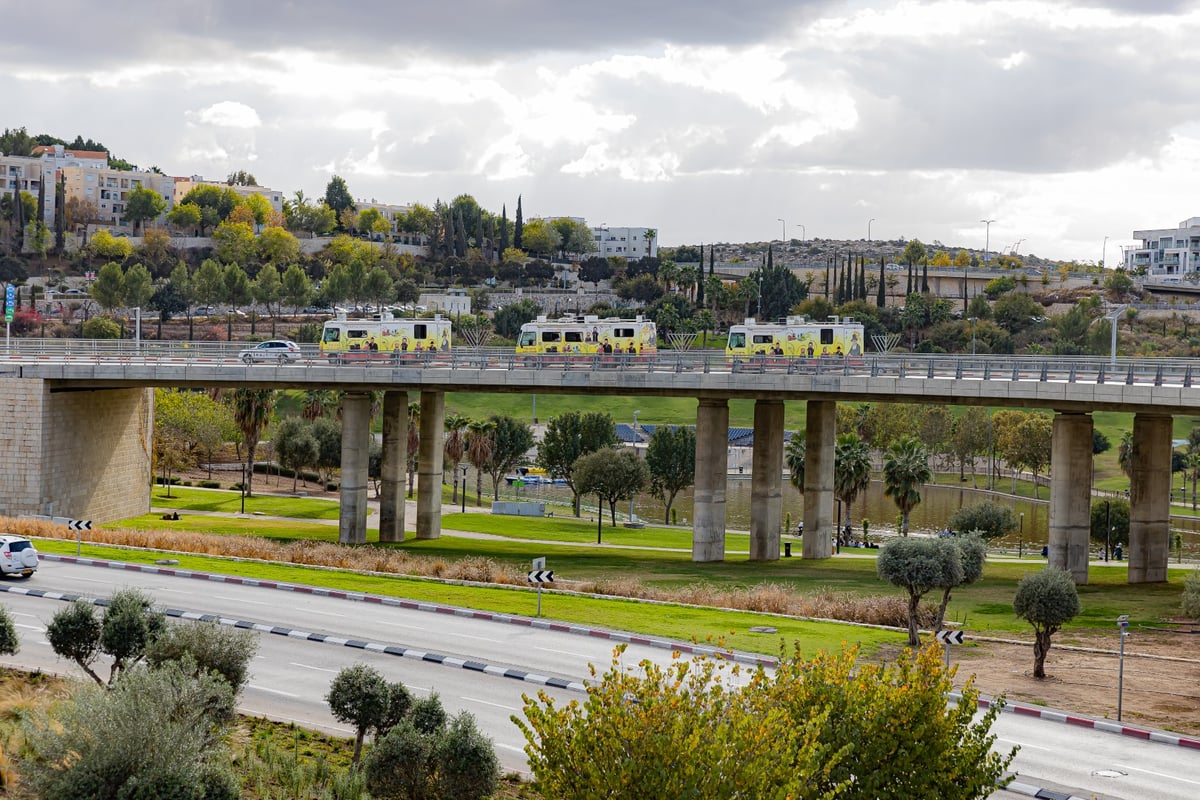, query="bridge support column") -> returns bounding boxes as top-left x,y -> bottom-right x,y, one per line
1129,413 -> 1172,583
338,392 -> 371,545
750,399 -> 784,561
1048,412 -> 1093,584
802,400 -> 835,559
379,391 -> 408,543
416,391 -> 445,539
693,398 -> 729,562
